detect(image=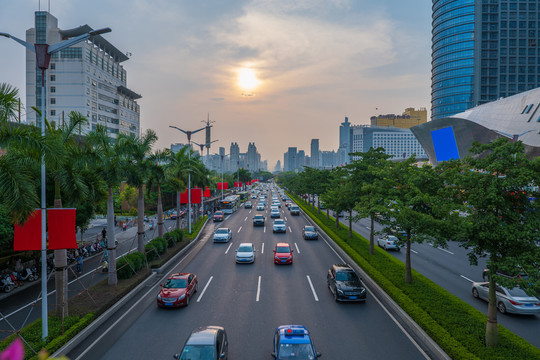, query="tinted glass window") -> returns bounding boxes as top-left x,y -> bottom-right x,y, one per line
336,271 -> 359,282
165,279 -> 187,288
276,246 -> 291,253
